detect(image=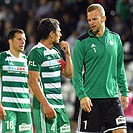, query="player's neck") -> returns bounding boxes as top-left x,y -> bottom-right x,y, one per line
96,25 -> 105,37
40,40 -> 53,50
9,49 -> 21,58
